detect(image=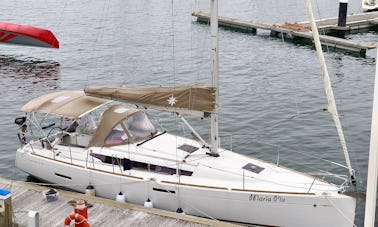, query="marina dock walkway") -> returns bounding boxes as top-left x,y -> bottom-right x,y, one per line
0,177 -> 239,227
192,11 -> 378,55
